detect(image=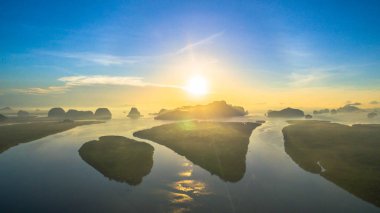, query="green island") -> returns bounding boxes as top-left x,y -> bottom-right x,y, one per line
133,121 -> 261,182
78,136 -> 154,185
0,121 -> 102,153
283,120 -> 380,207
